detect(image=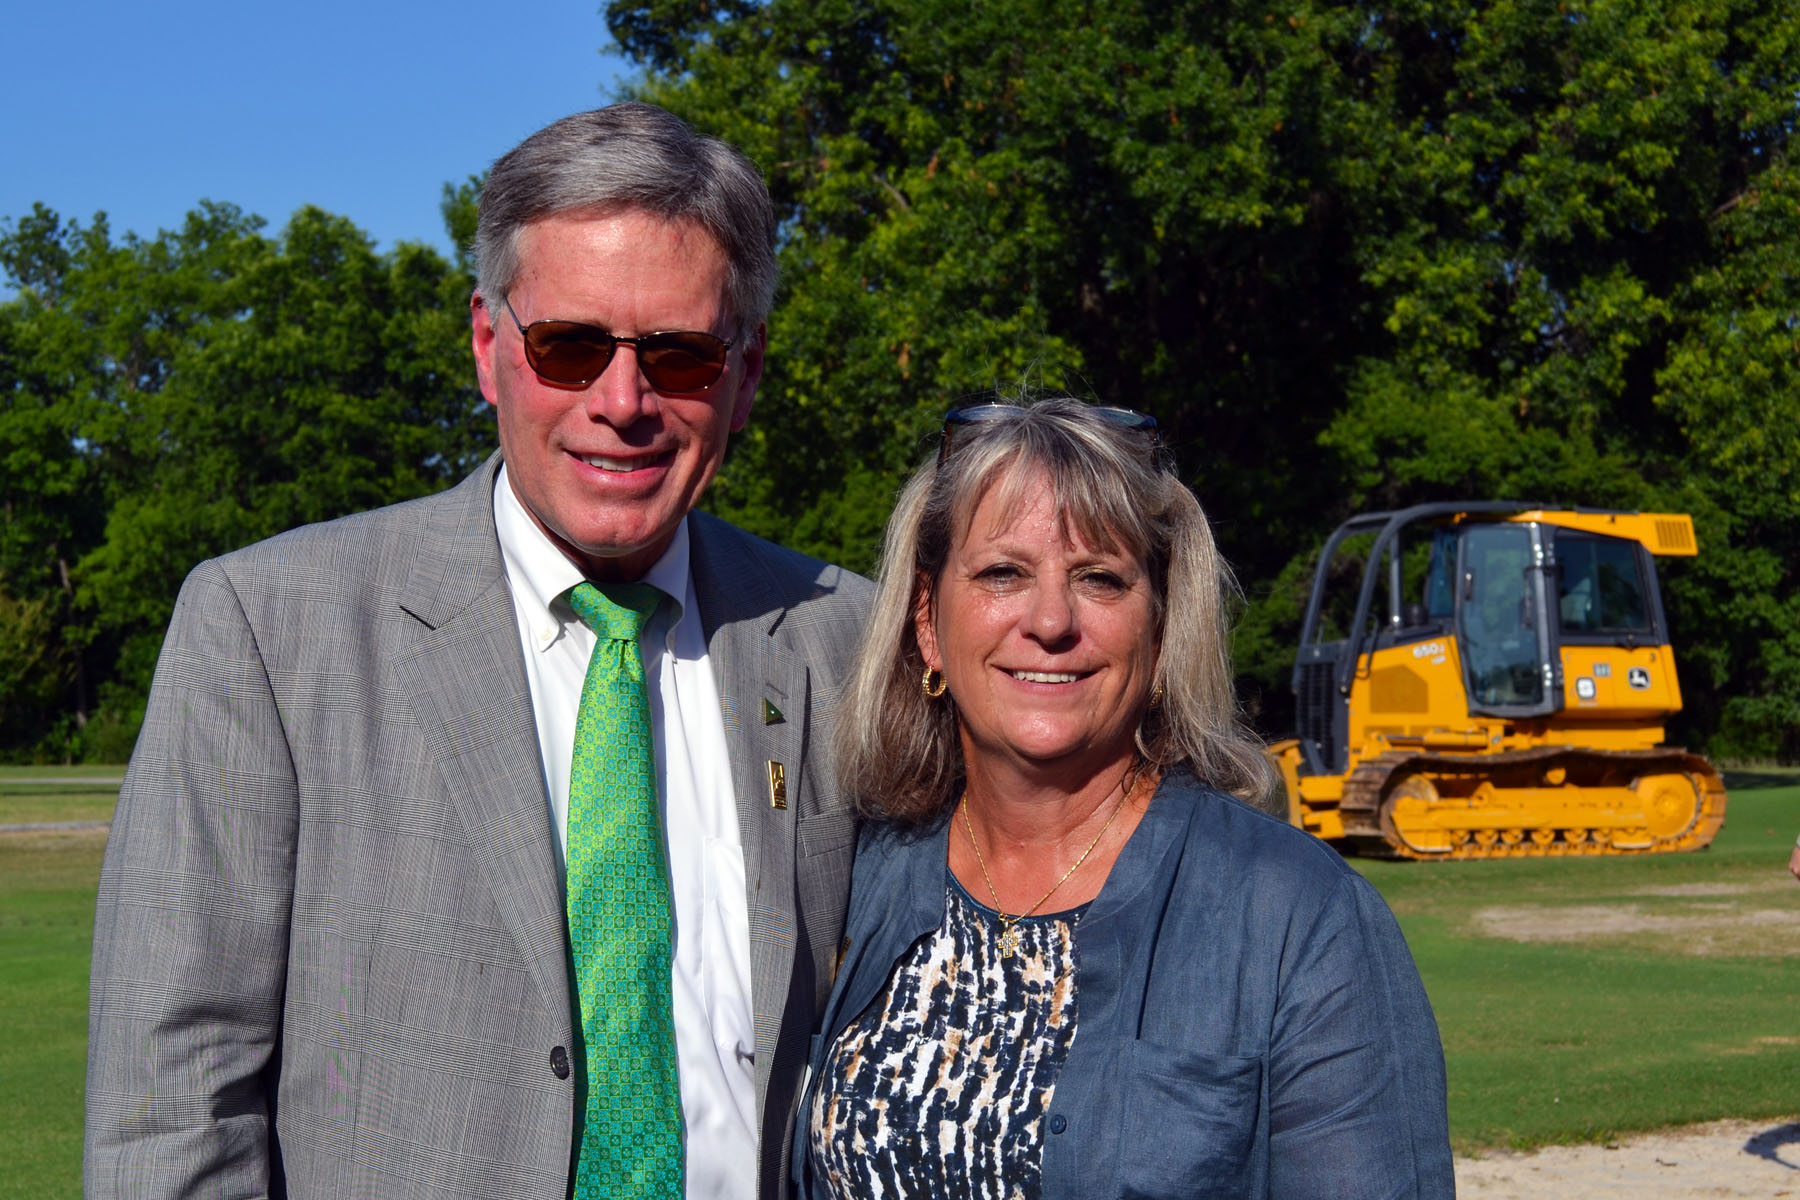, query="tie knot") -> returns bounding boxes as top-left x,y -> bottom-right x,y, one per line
568,580 -> 662,643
